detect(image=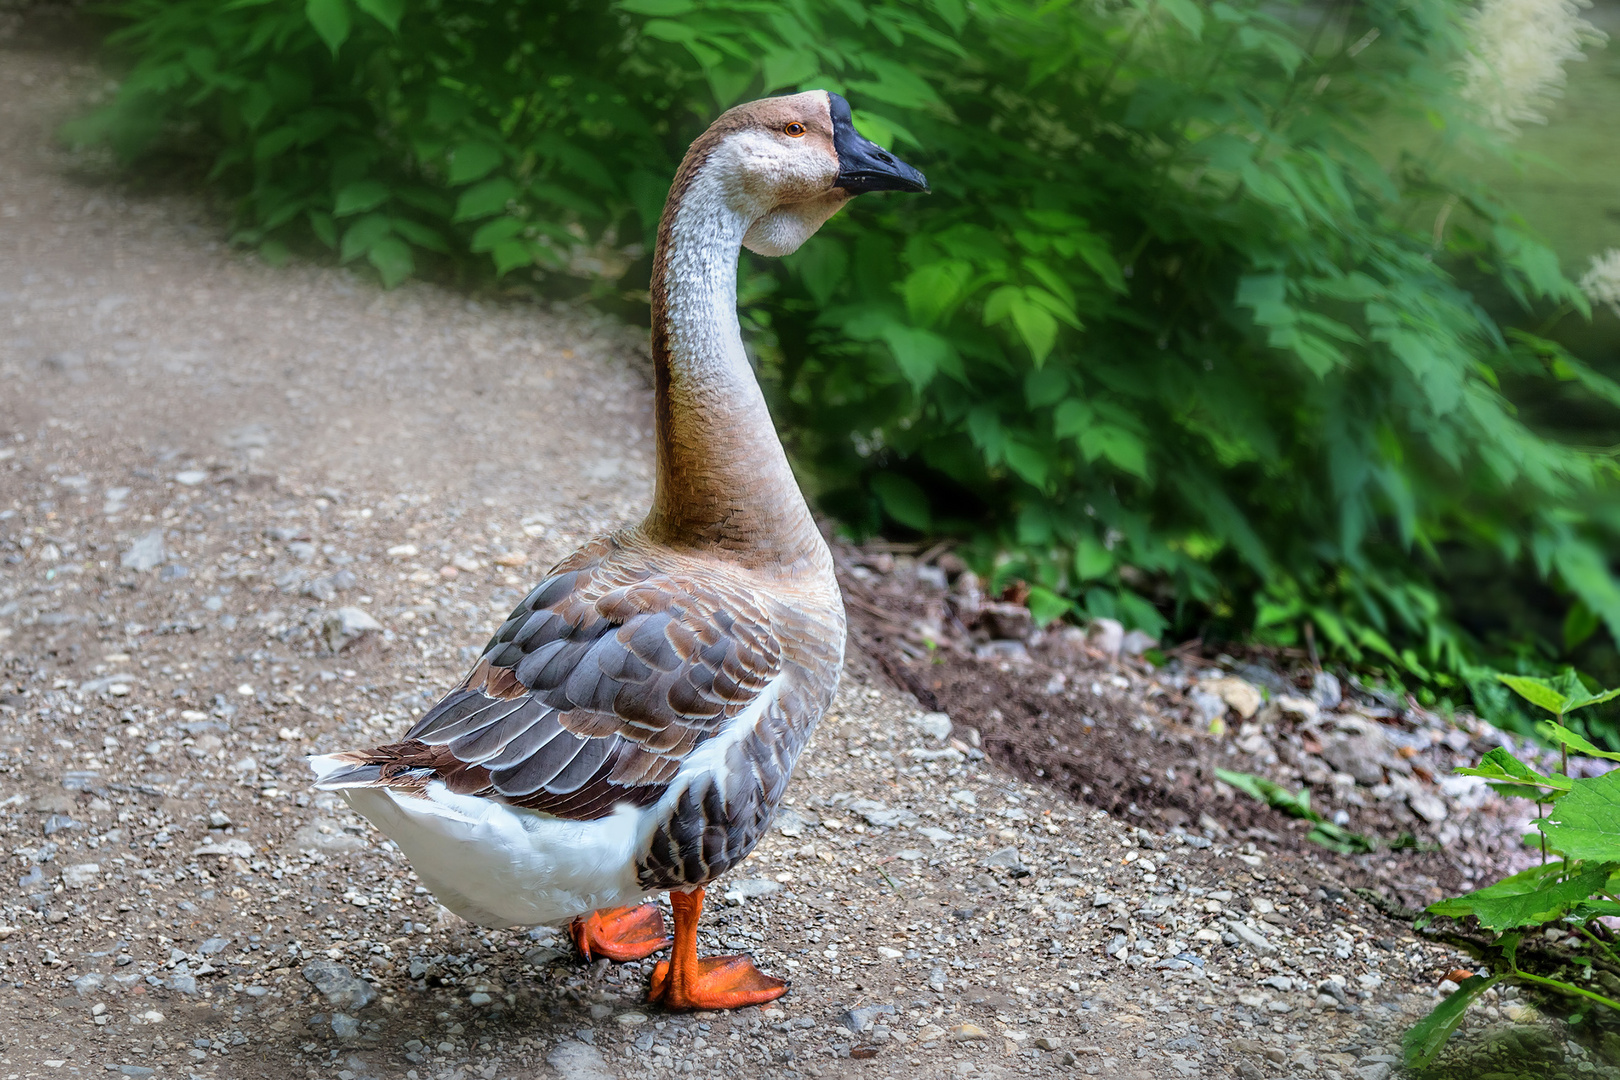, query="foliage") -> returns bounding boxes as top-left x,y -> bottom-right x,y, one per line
1215,768 -> 1378,853
67,0 -> 1620,736
1406,676 -> 1620,1069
